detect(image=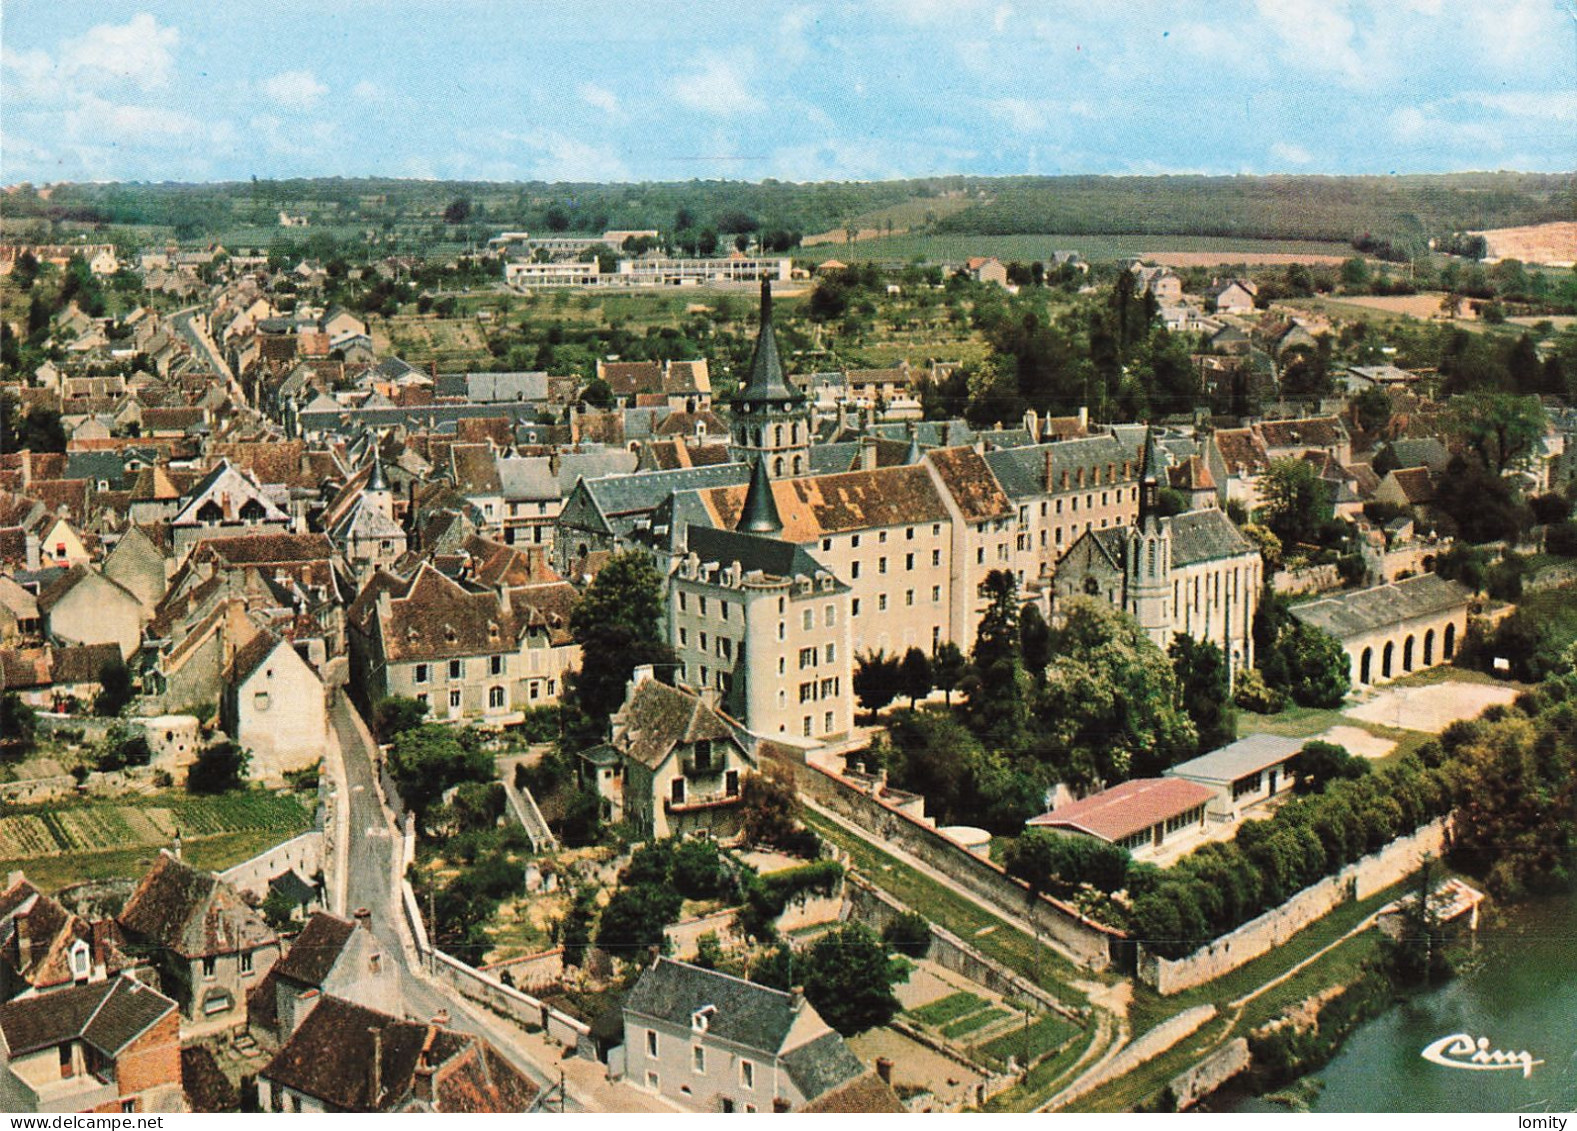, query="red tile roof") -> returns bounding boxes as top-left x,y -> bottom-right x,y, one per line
1026,778 -> 1214,843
